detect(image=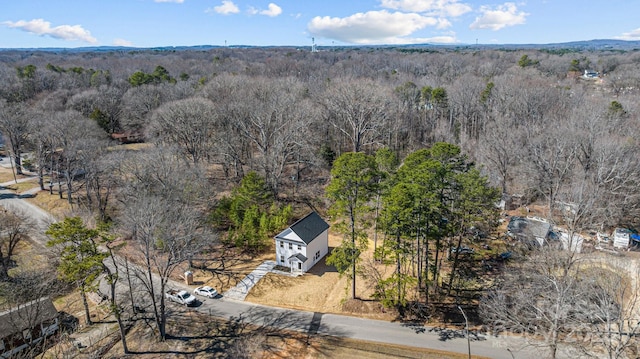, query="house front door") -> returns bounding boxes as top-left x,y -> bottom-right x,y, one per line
298,262 -> 302,270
